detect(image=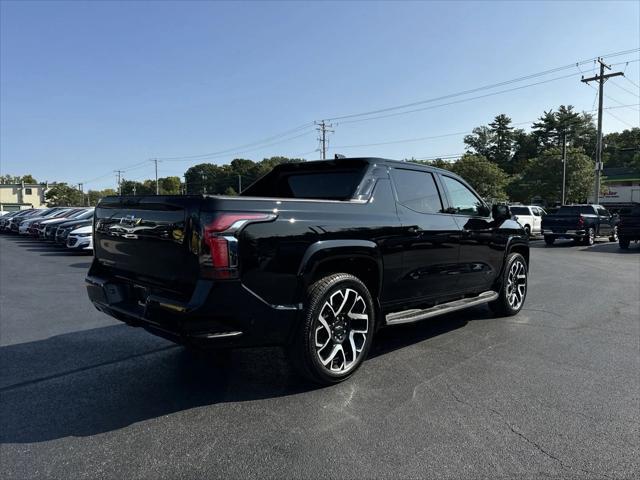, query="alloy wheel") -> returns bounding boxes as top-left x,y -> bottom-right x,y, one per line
506,259 -> 527,310
314,288 -> 369,373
